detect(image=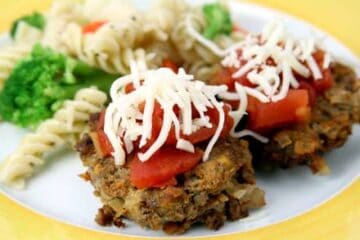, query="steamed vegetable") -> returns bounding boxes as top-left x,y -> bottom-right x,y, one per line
202,3 -> 232,39
10,12 -> 46,39
0,44 -> 117,128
